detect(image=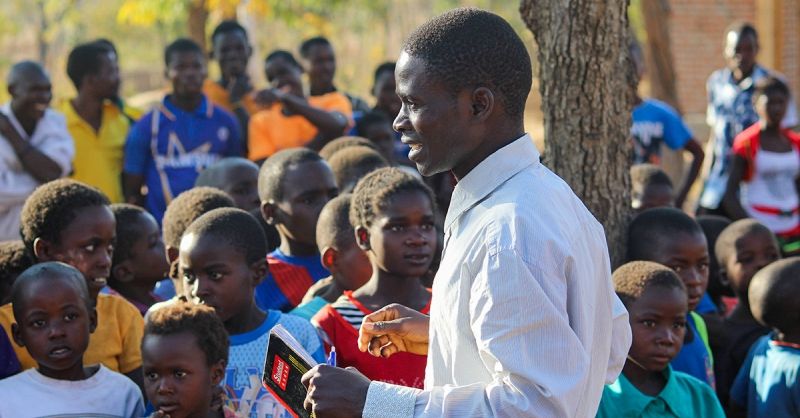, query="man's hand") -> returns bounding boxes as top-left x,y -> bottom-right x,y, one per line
226,75 -> 252,104
358,303 -> 430,358
301,365 -> 370,418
